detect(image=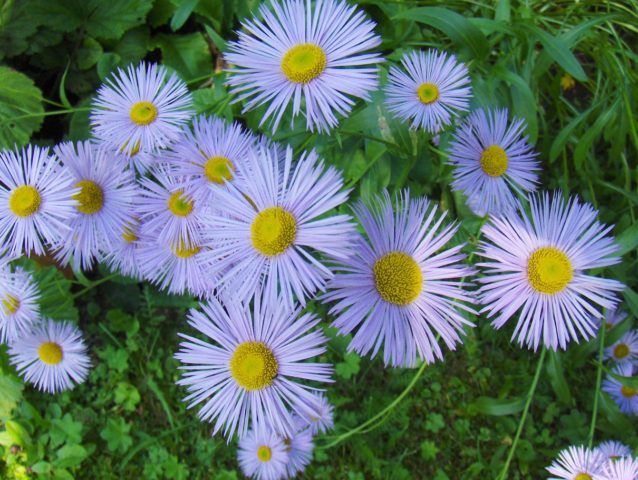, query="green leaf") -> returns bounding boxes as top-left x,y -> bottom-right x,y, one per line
606,367 -> 638,389
55,444 -> 88,469
32,265 -> 79,322
335,352 -> 360,380
100,418 -> 133,453
171,0 -> 199,31
615,223 -> 638,257
624,288 -> 638,319
546,351 -> 572,405
574,102 -> 618,168
393,7 -> 489,59
549,104 -> 596,162
115,382 -> 141,412
0,66 -> 44,148
425,413 -> 445,433
204,24 -> 227,53
467,396 -> 525,416
0,373 -> 23,420
77,37 -> 103,70
155,32 -> 212,81
526,25 -> 587,81
50,414 -> 83,448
